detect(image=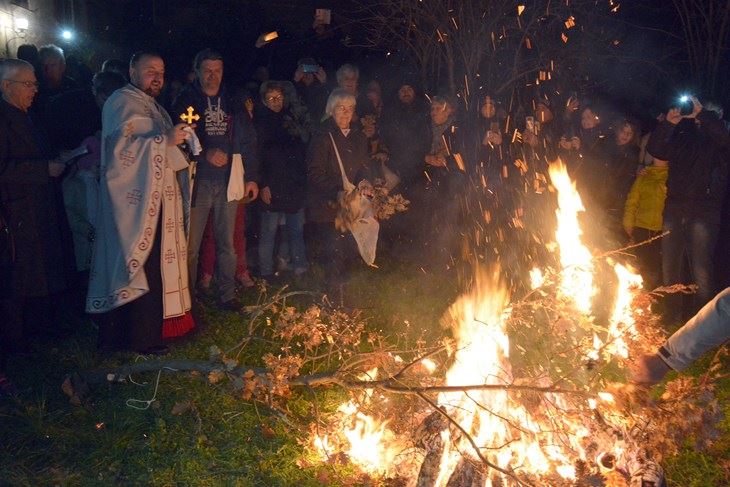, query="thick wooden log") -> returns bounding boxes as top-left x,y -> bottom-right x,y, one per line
446,458 -> 486,487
